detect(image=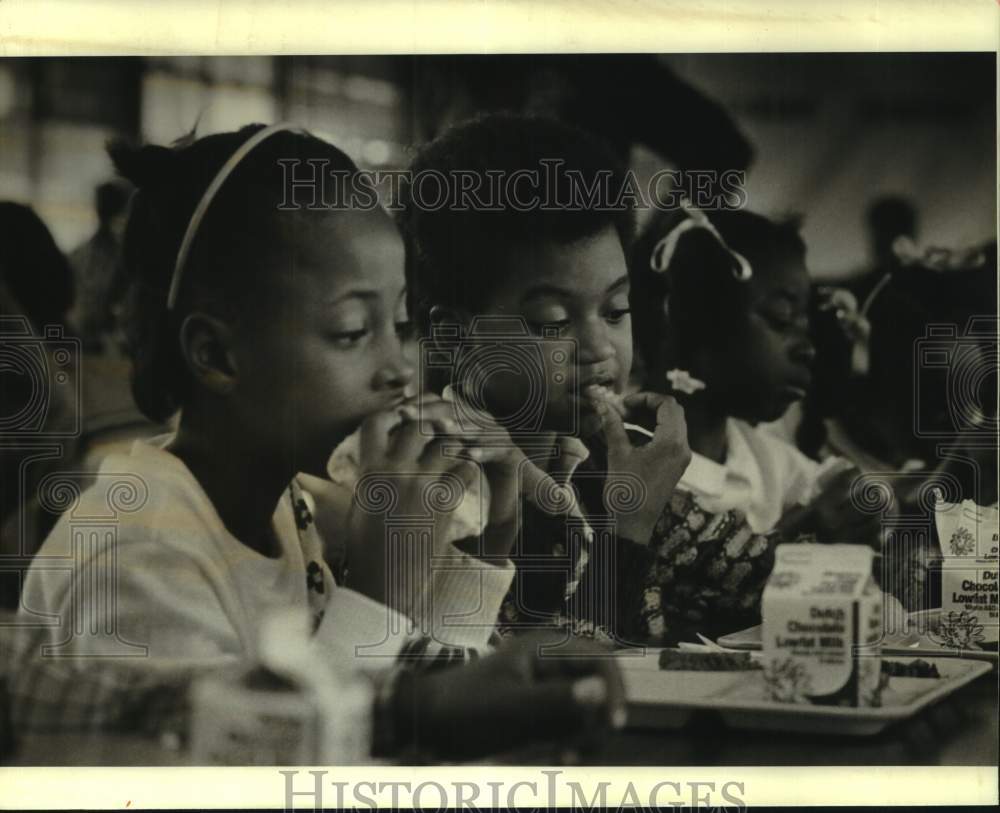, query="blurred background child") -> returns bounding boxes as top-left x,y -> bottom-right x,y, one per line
67,179 -> 132,356
0,203 -> 81,608
630,207 -> 882,546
